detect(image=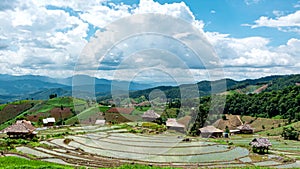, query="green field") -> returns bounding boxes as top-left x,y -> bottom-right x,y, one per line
0,156 -> 73,169
8,124 -> 298,168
